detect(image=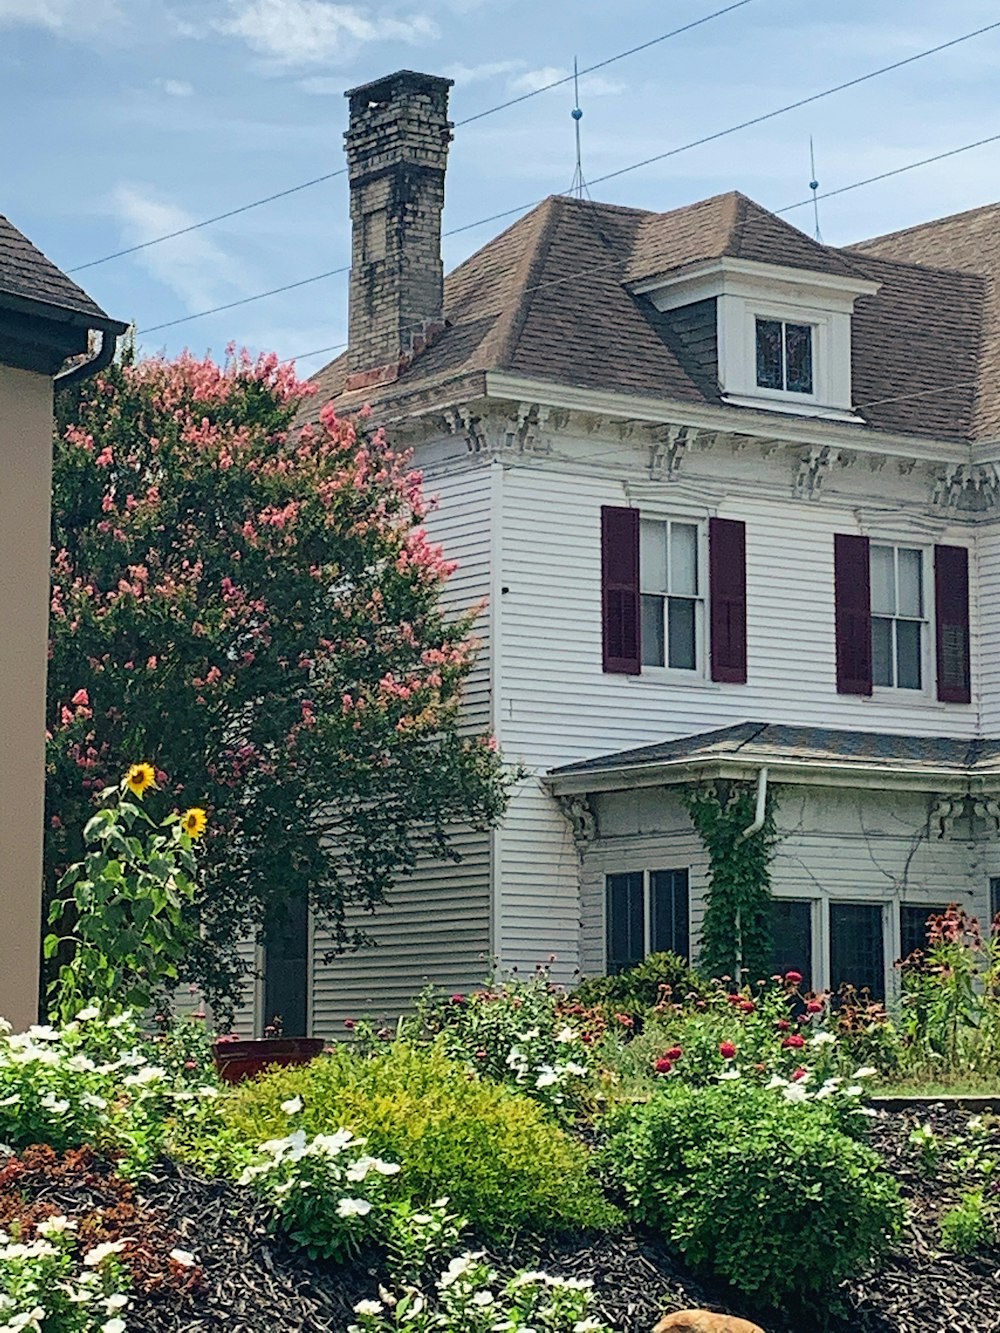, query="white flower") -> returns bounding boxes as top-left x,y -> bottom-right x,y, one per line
40,1092 -> 70,1114
765,1074 -> 788,1089
106,1013 -> 133,1029
123,1065 -> 165,1087
76,1006 -> 100,1022
508,1271 -> 549,1289
438,1252 -> 485,1289
0,1094 -> 20,1107
169,1248 -> 196,1266
353,1300 -> 383,1316
84,1240 -> 127,1266
472,1290 -> 495,1306
82,1093 -> 108,1109
36,1215 -> 76,1237
102,1318 -> 127,1333
549,1276 -> 592,1290
782,1082 -> 810,1103
26,1025 -> 60,1041
68,1054 -> 97,1072
564,1061 -> 588,1077
717,1068 -> 741,1081
336,1198 -> 372,1218
310,1129 -> 358,1156
555,1026 -> 578,1044
535,1068 -> 560,1089
3,1307 -> 45,1332
280,1095 -> 303,1115
845,1085 -> 864,1097
574,1320 -> 605,1332
853,1066 -> 877,1080
809,1031 -> 836,1047
103,1293 -> 129,1312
